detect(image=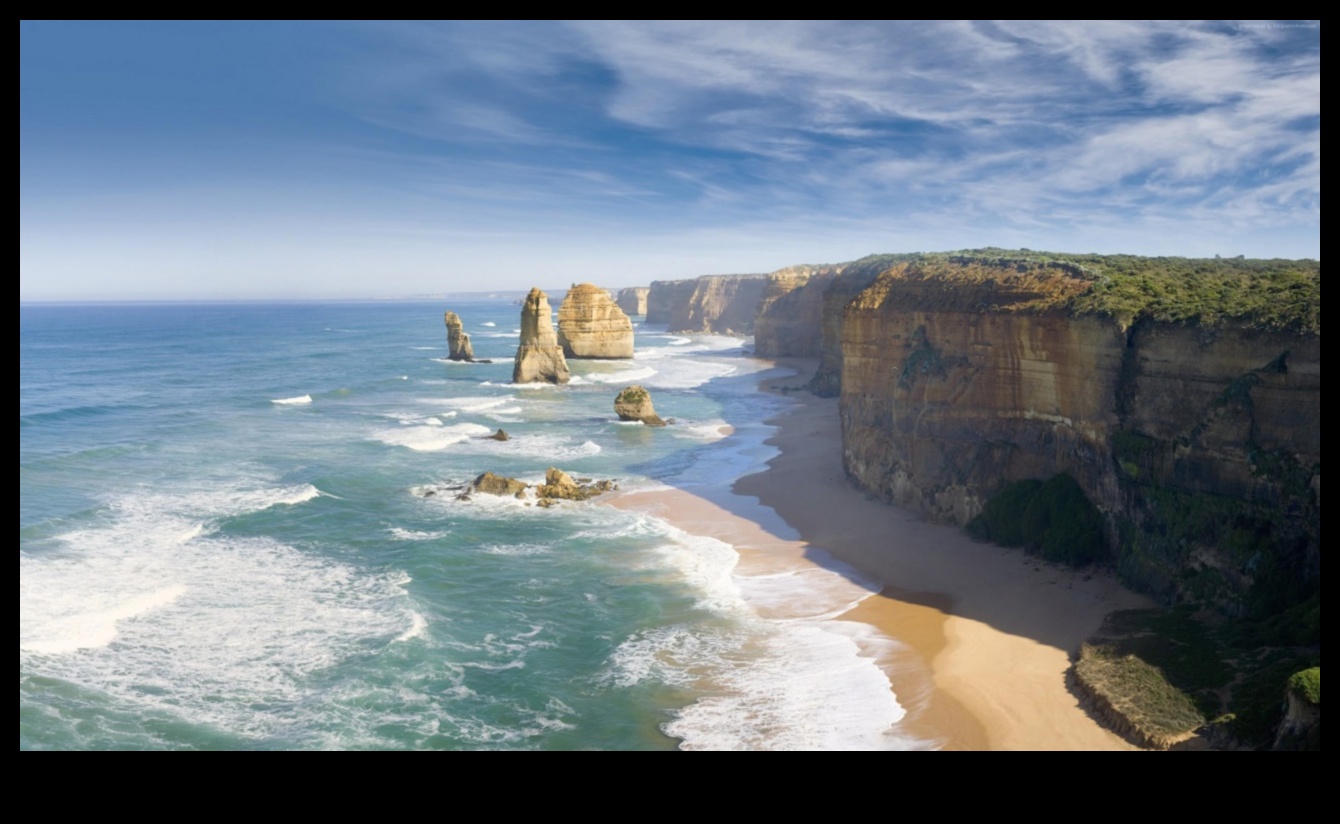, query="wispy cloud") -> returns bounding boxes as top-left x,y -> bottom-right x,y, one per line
20,21 -> 1319,299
